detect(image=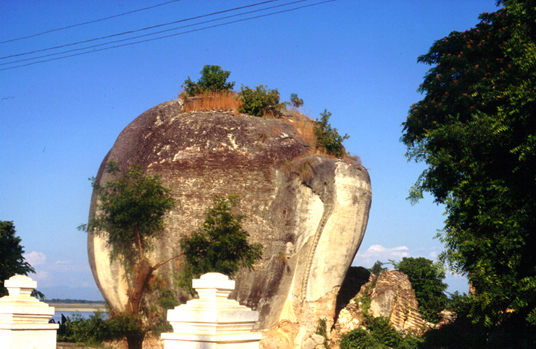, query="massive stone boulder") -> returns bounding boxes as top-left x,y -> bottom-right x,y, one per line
87,99 -> 371,345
